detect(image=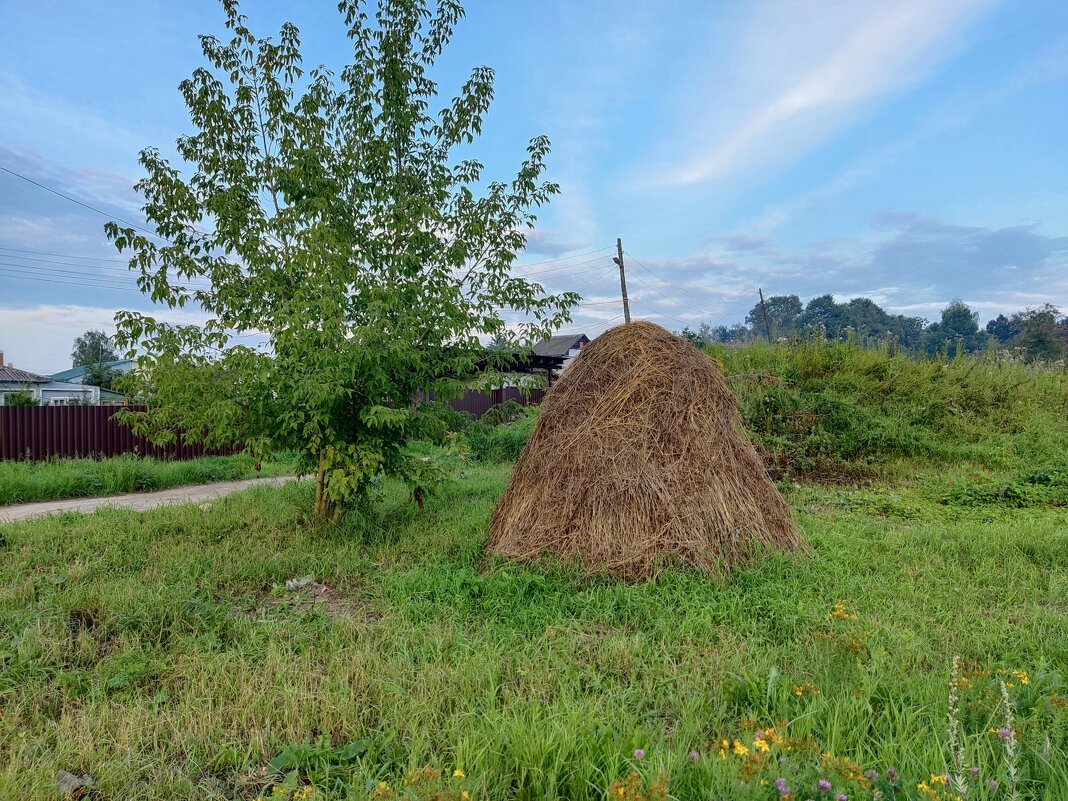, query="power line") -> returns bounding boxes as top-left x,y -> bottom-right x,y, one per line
512,244 -> 615,269
515,253 -> 615,279
0,260 -> 212,289
0,269 -> 154,293
623,250 -> 727,304
572,265 -> 620,296
0,265 -> 208,293
0,165 -> 171,242
0,246 -> 129,263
